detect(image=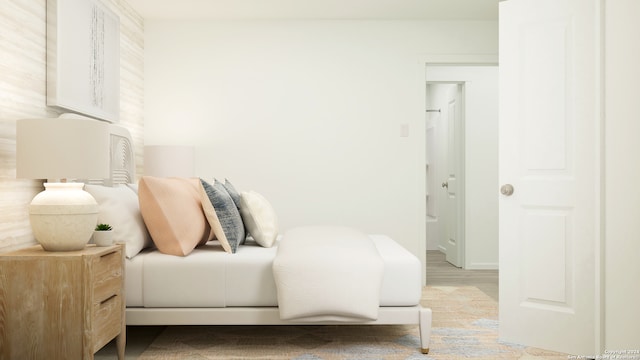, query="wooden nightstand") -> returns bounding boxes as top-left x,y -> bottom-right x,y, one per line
0,244 -> 125,360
